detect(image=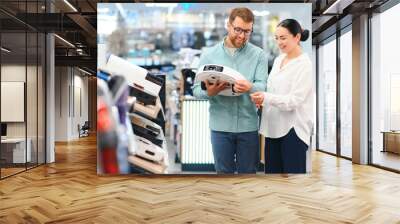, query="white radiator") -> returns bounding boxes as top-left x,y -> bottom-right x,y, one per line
181,100 -> 214,165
